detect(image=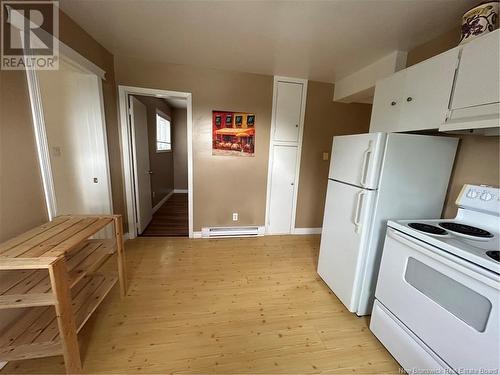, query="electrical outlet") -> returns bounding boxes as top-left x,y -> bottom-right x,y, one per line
232,213 -> 238,221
